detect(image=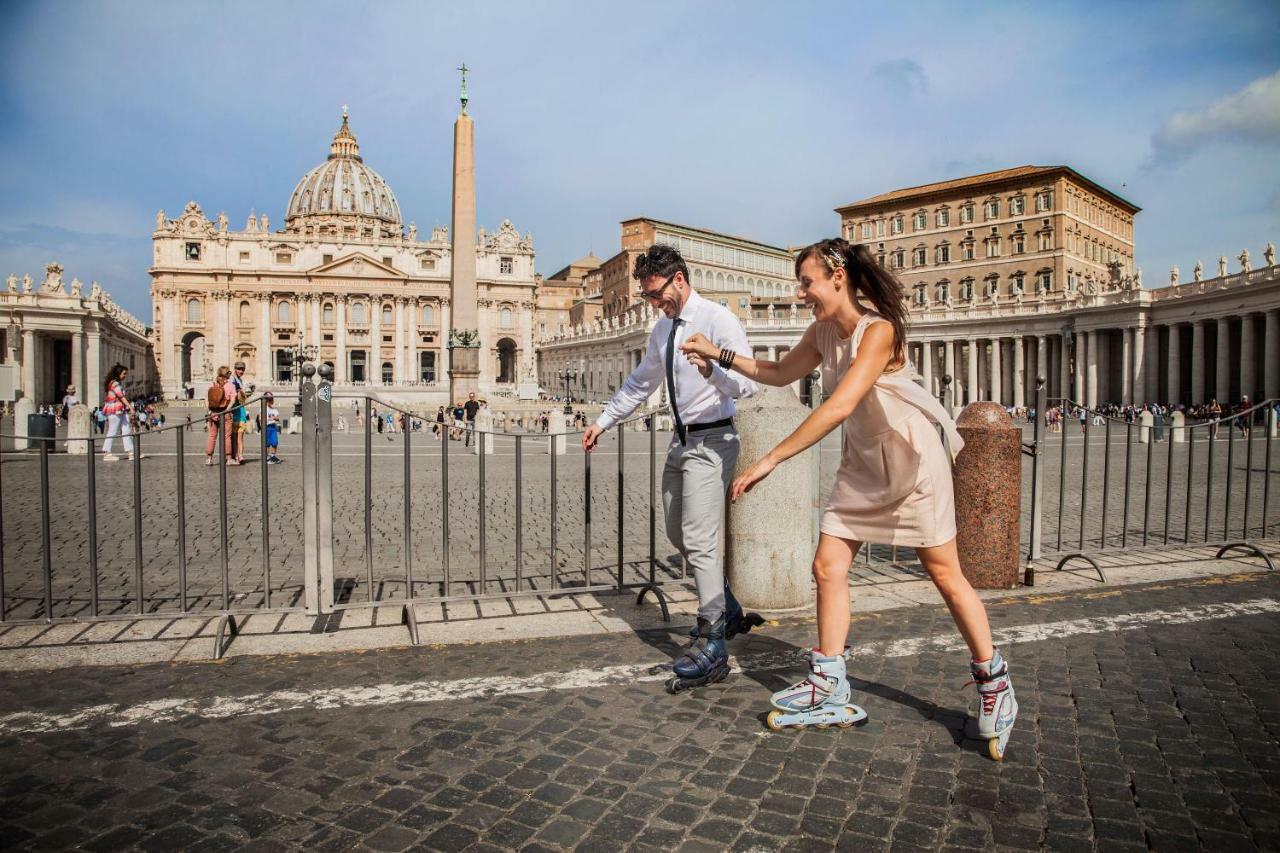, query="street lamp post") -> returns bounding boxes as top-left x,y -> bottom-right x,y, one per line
940,374 -> 953,410
280,342 -> 320,417
557,368 -> 577,415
